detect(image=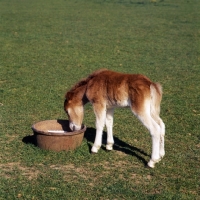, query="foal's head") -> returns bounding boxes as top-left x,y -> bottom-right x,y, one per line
64,92 -> 84,131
